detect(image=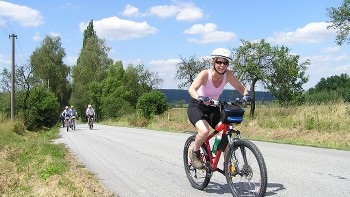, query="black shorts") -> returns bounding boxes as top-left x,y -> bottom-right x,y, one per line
187,99 -> 221,129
